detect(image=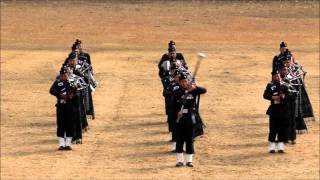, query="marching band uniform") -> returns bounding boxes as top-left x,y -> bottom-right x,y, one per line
50,71 -> 75,150
175,74 -> 206,167
263,71 -> 296,153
